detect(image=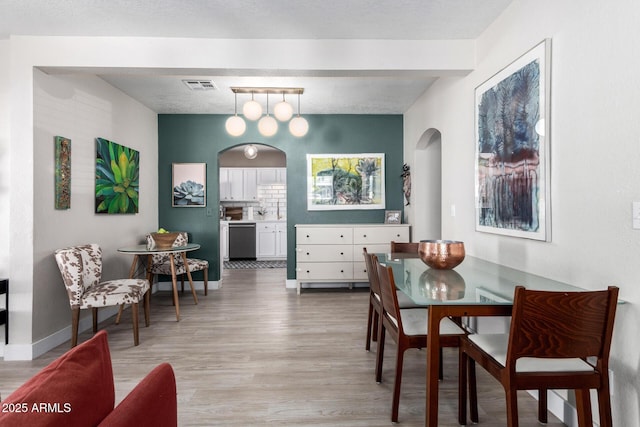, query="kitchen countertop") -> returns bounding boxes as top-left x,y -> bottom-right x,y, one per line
220,219 -> 286,224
